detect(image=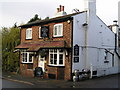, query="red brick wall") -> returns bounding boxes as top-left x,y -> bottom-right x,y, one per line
19,54 -> 35,77
20,20 -> 73,80
21,21 -> 72,47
